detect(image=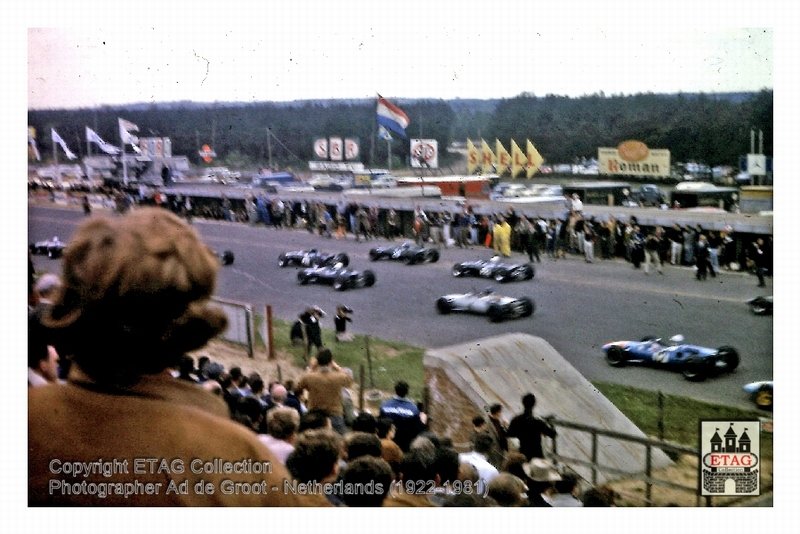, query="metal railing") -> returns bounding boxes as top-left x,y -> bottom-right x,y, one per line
546,417 -> 710,507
